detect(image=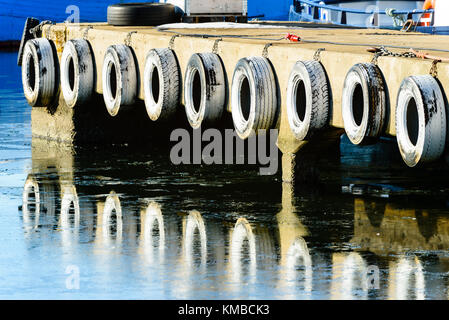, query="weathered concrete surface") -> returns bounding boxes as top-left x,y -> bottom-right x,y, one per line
31,96 -> 75,144
31,92 -> 190,145
38,23 -> 449,154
